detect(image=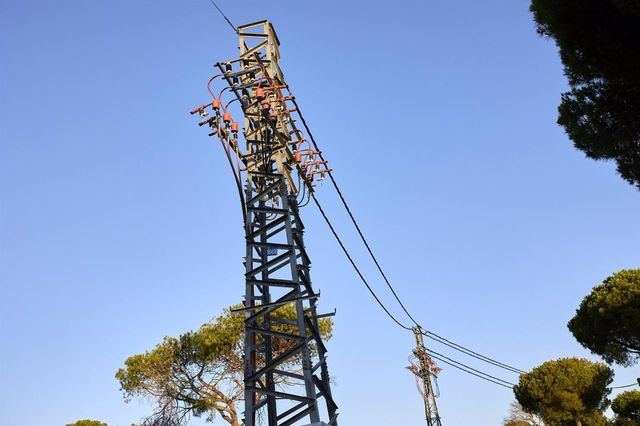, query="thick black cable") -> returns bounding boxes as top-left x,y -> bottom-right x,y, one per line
422,331 -> 525,374
206,0 -> 238,33
612,383 -> 639,389
311,190 -> 524,386
292,97 -> 525,376
310,192 -> 412,331
426,348 -> 516,387
290,98 -> 422,330
427,352 -> 514,389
